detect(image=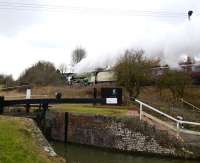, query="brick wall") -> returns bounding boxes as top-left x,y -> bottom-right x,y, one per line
67,114 -> 175,156
44,112 -> 200,159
